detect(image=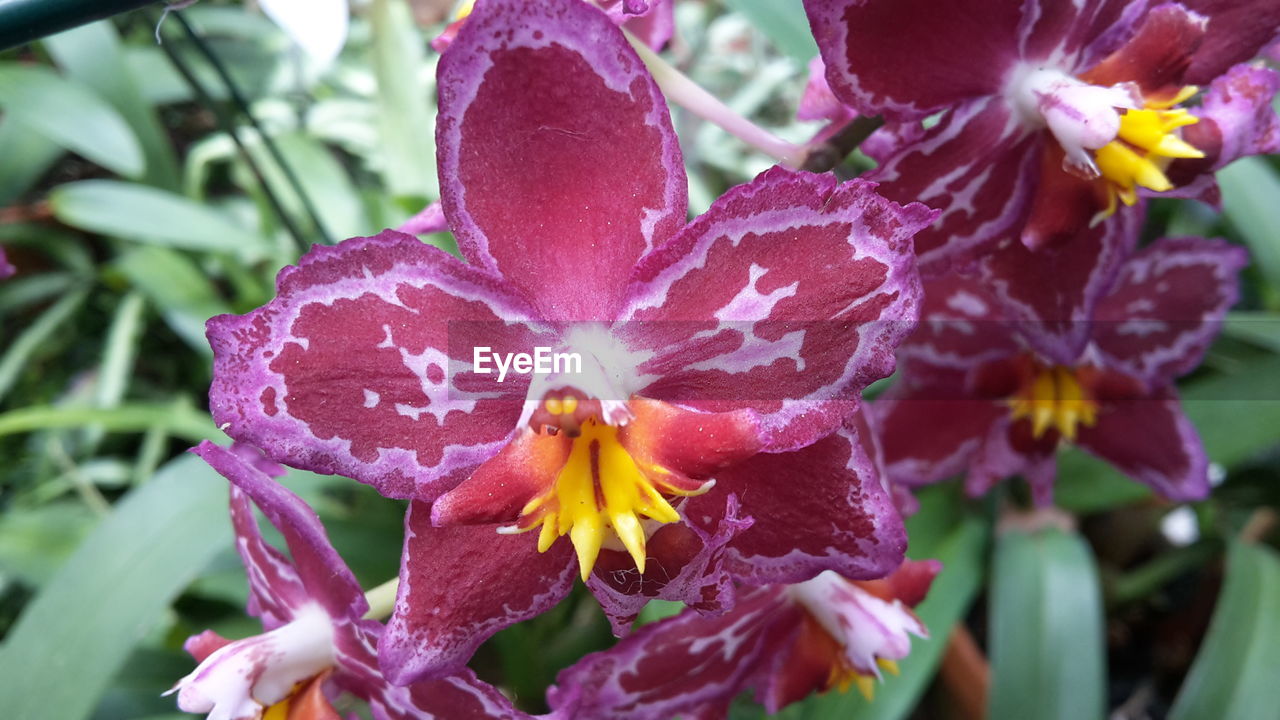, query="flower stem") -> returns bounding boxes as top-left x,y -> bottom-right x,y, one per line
625,31 -> 805,168
363,578 -> 400,620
